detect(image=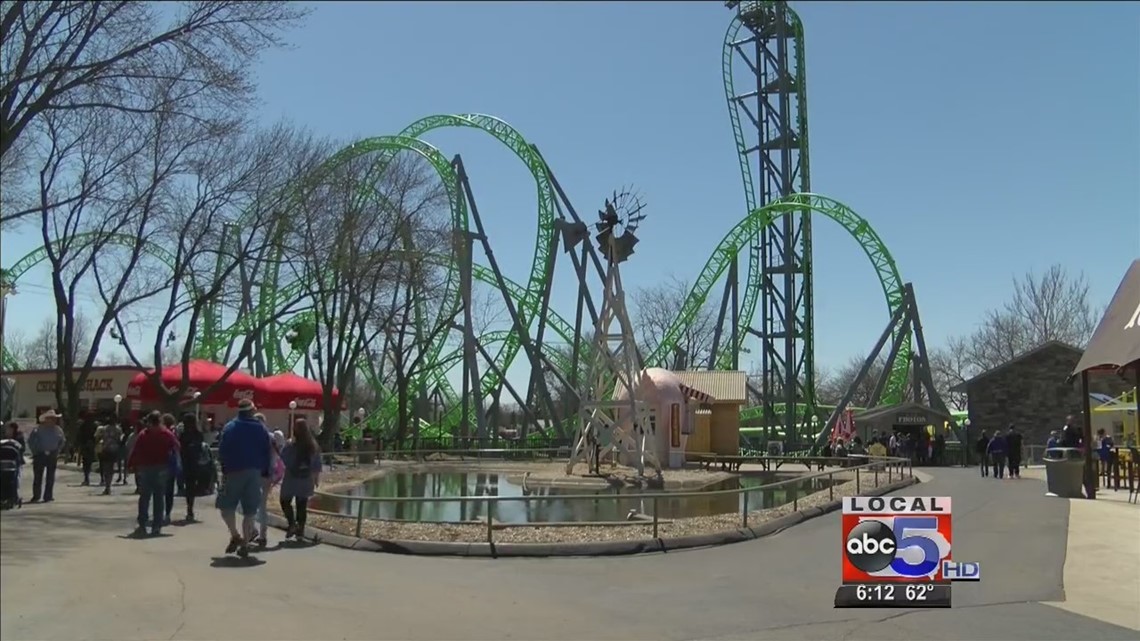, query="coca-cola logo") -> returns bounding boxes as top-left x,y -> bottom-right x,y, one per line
126,385 -> 141,396
293,398 -> 317,409
232,389 -> 255,401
